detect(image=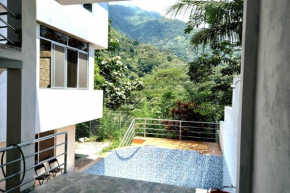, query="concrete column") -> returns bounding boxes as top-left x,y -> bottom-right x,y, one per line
237,0 -> 260,192
251,0 -> 290,192
6,68 -> 22,192
7,0 -> 22,46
